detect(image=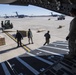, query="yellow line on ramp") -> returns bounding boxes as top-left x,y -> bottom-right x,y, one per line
5,32 -> 30,52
